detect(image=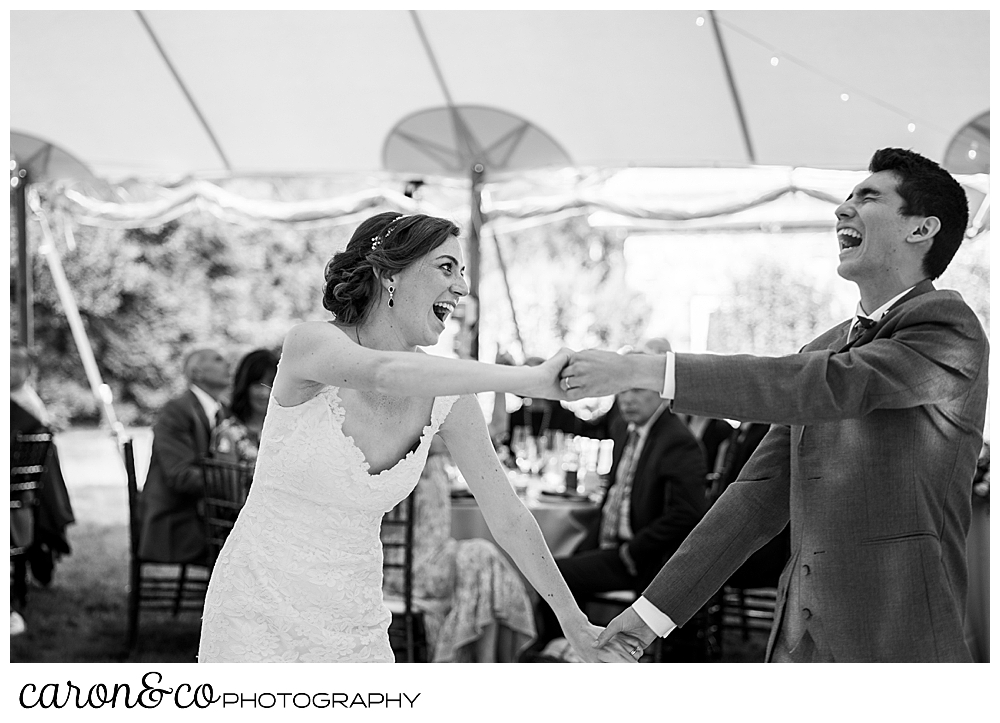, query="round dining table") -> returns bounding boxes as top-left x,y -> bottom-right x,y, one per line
450,492 -> 600,559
